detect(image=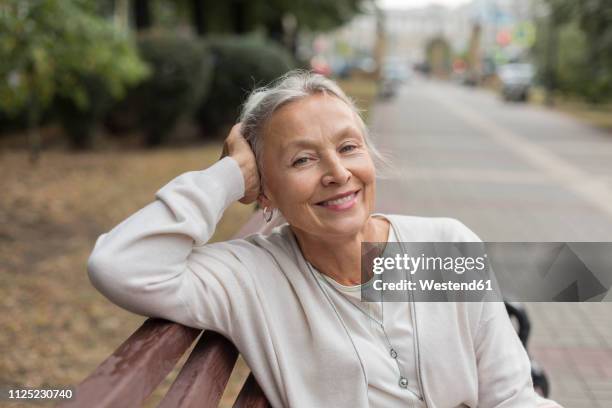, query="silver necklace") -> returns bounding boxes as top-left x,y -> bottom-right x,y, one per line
307,261 -> 412,391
